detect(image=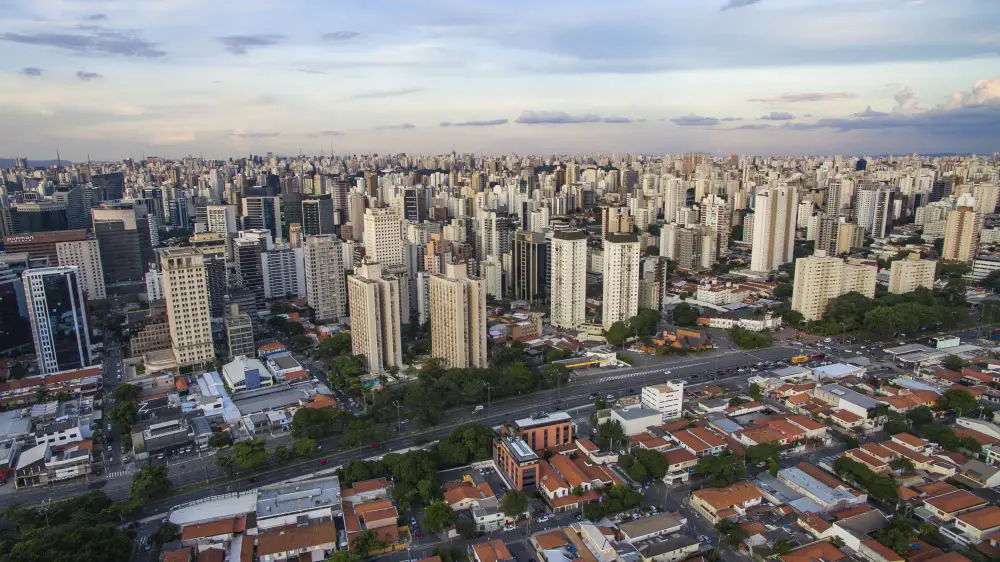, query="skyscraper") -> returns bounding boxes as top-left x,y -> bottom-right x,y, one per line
0,263 -> 30,352
303,235 -> 347,322
159,248 -> 214,366
91,172 -> 124,201
602,233 -> 640,328
205,204 -> 238,236
242,196 -> 282,244
942,205 -> 981,262
348,259 -> 403,373
91,202 -> 154,287
23,266 -> 92,374
55,239 -> 106,300
53,185 -> 88,230
699,195 -> 731,257
854,187 -> 894,238
301,196 -> 335,236
601,206 -> 634,238
750,185 -> 798,273
363,208 -> 403,267
234,237 -> 266,309
550,230 -> 588,329
430,261 -> 487,368
512,231 -> 547,303
13,201 -> 69,233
